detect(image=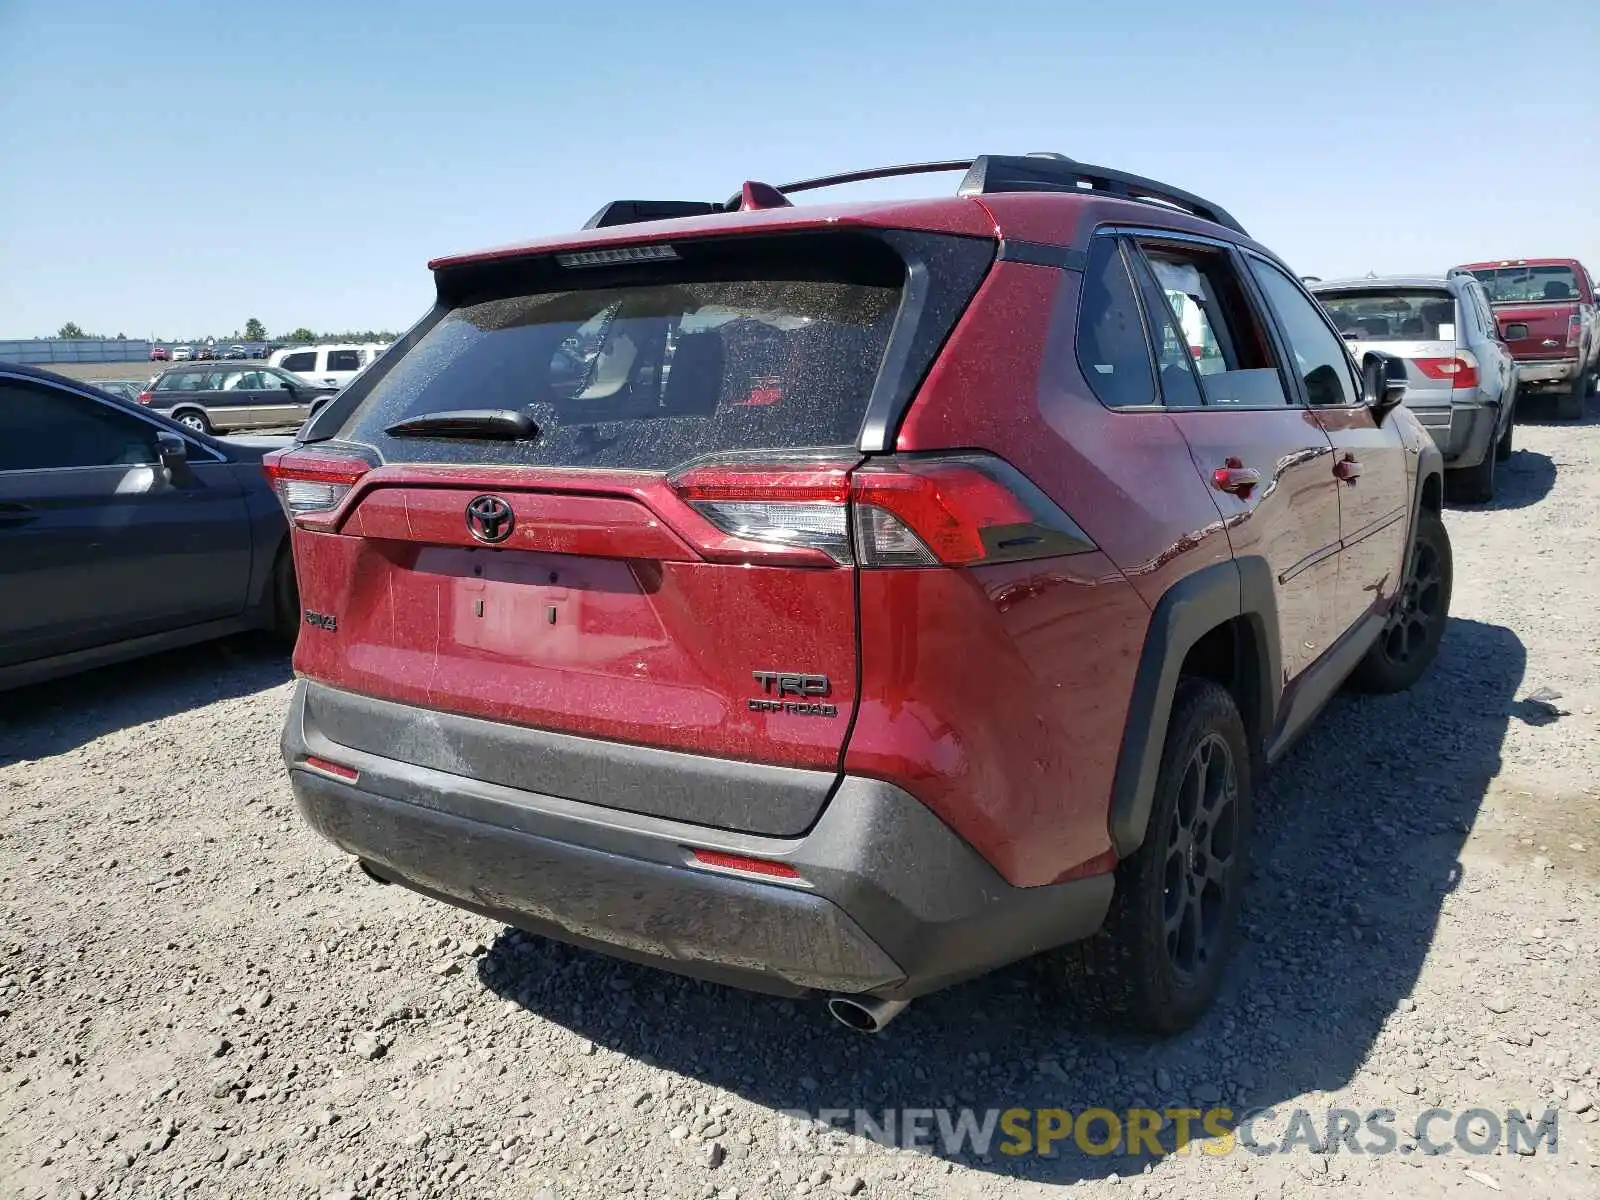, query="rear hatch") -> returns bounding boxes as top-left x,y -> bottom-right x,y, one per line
1458,263 -> 1584,360
1485,302 -> 1577,361
272,225 -> 993,835
1316,286 -> 1471,412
